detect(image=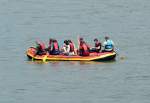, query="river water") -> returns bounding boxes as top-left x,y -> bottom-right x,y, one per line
0,0 -> 150,103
